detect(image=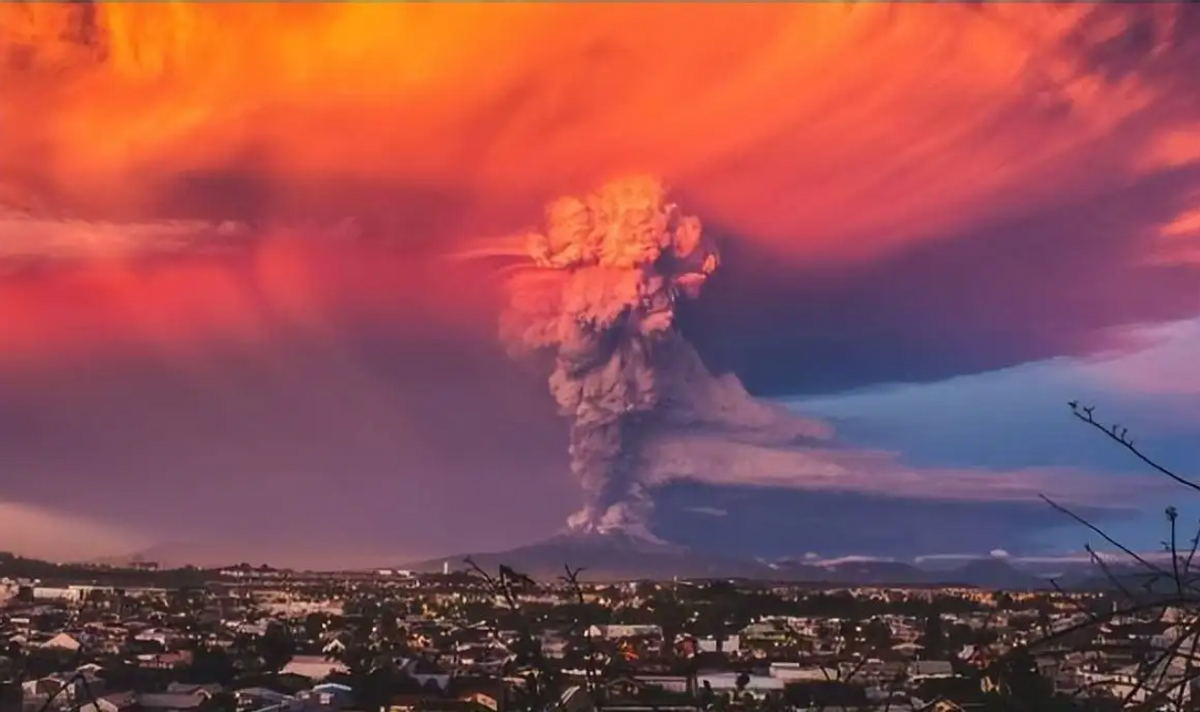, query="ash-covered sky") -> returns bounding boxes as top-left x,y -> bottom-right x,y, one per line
1,3 -> 1199,567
